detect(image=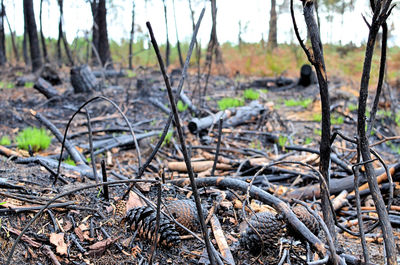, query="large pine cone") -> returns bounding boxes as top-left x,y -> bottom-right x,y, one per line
126,206 -> 181,247
291,205 -> 320,236
240,205 -> 320,255
164,200 -> 200,233
240,210 -> 286,254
